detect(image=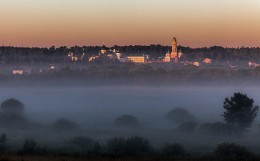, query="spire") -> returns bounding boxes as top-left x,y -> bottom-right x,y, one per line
171,36 -> 178,59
